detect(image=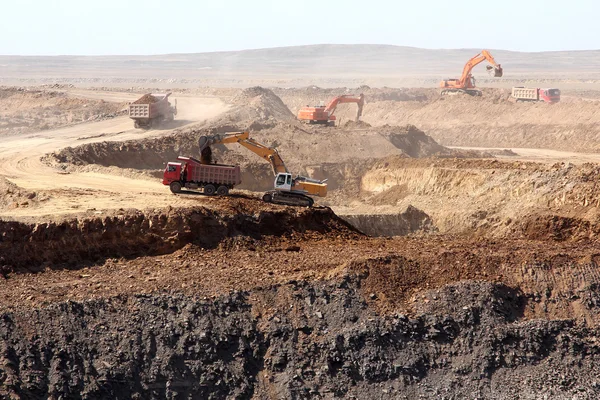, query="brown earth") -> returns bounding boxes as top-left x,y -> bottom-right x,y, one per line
3,84 -> 600,398
0,87 -> 126,136
1,201 -> 600,398
132,93 -> 158,104
276,86 -> 600,153
37,87 -> 600,241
